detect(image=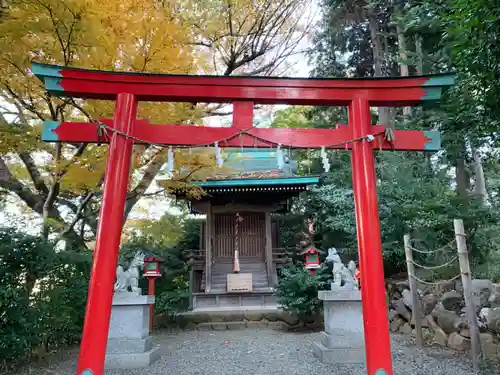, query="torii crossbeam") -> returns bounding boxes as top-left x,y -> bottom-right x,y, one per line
32,62 -> 454,375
